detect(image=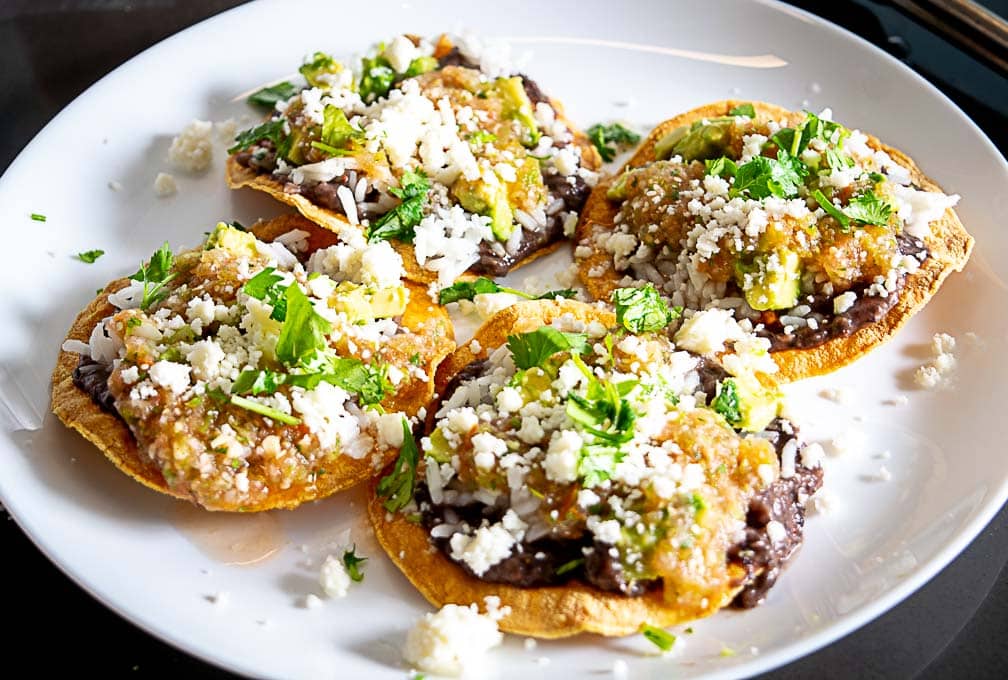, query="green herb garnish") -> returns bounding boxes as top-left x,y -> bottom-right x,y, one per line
376,418 -> 419,512
705,156 -> 738,179
30,213 -> 46,222
403,55 -> 438,78
247,81 -> 300,109
77,249 -> 105,264
727,103 -> 756,118
438,277 -> 575,305
299,51 -> 342,88
711,378 -> 742,426
228,118 -> 287,155
731,152 -> 807,200
844,191 -> 893,227
506,327 -> 588,371
129,242 -> 176,310
367,169 -> 430,243
409,352 -> 422,366
231,369 -> 282,396
242,267 -> 288,321
555,558 -> 584,576
359,53 -> 395,103
688,492 -> 706,513
319,105 -> 364,153
229,395 -> 301,425
342,545 -> 368,582
275,283 -> 332,369
641,624 -> 677,652
587,122 -> 641,163
612,284 -> 680,334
